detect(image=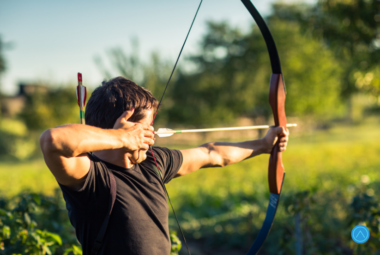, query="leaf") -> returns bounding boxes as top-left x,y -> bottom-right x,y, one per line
2,225 -> 10,239
170,230 -> 182,254
32,194 -> 41,205
46,232 -> 62,245
64,245 -> 83,255
0,209 -> 7,216
30,220 -> 37,229
73,245 -> 83,254
43,245 -> 52,255
23,213 -> 31,226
